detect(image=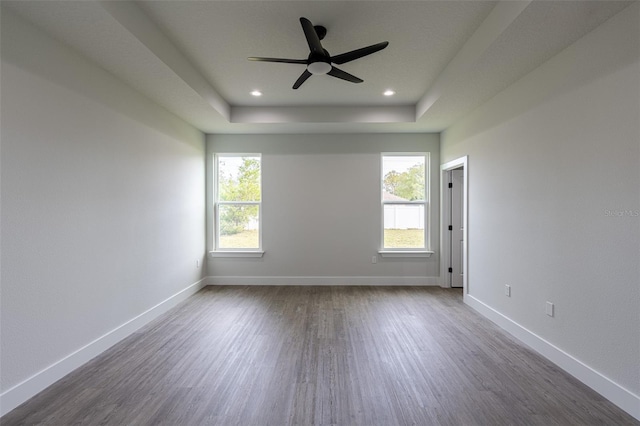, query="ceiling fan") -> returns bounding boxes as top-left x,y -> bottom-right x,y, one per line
248,17 -> 389,90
